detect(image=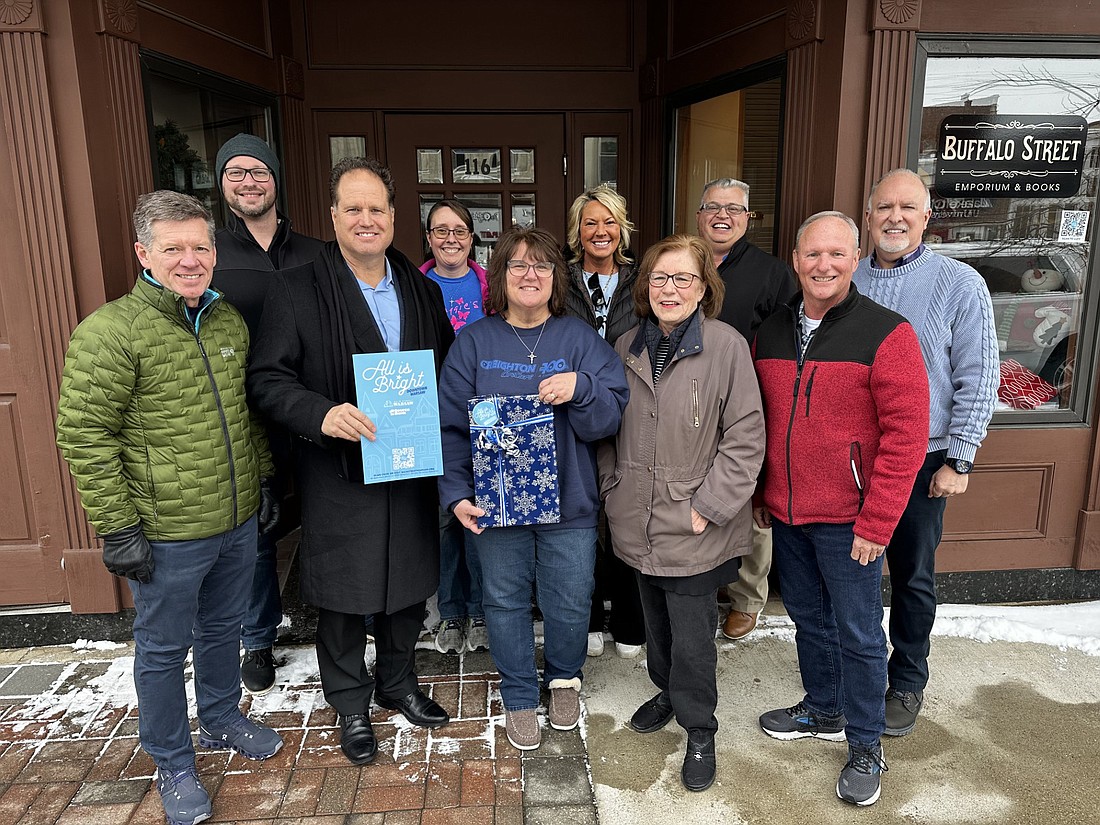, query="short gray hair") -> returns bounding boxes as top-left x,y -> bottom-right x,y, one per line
867,168 -> 931,212
700,177 -> 750,208
133,191 -> 214,249
794,211 -> 860,251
